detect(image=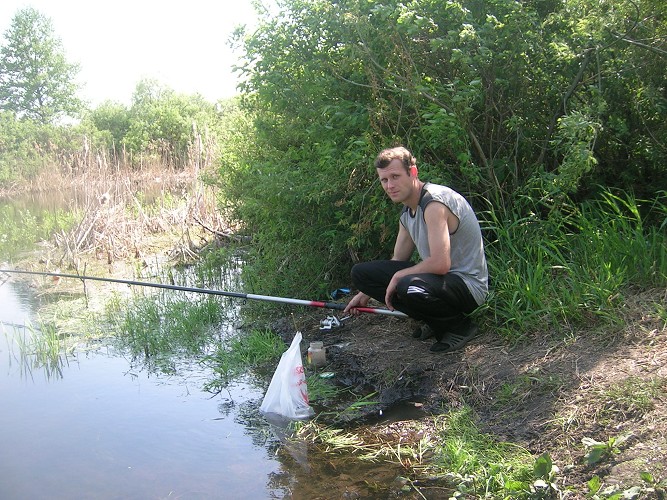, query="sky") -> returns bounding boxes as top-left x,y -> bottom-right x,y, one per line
0,0 -> 261,107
